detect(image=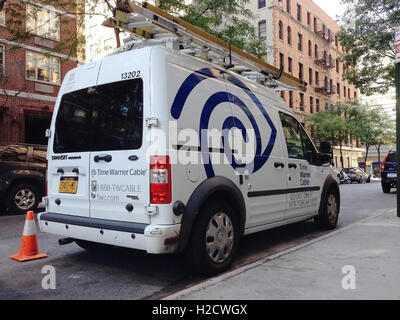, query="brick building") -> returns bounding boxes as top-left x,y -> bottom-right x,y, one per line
0,0 -> 78,144
250,0 -> 363,167
251,0 -> 358,123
